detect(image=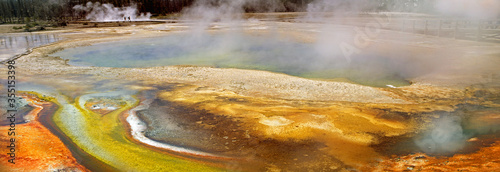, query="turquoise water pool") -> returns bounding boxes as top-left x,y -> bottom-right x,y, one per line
52,33 -> 411,87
